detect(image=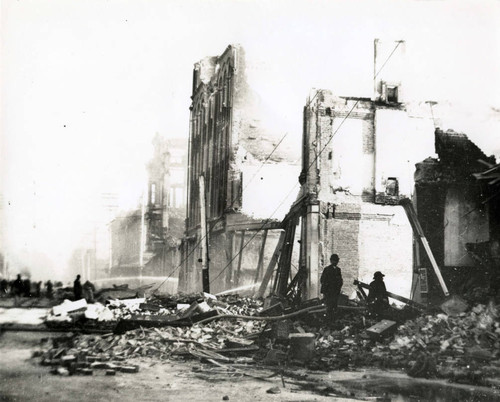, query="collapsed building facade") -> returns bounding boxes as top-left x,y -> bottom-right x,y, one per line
280,40 -> 437,300
413,129 -> 499,302
178,44 -> 300,295
109,136 -> 187,291
144,135 -> 187,278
